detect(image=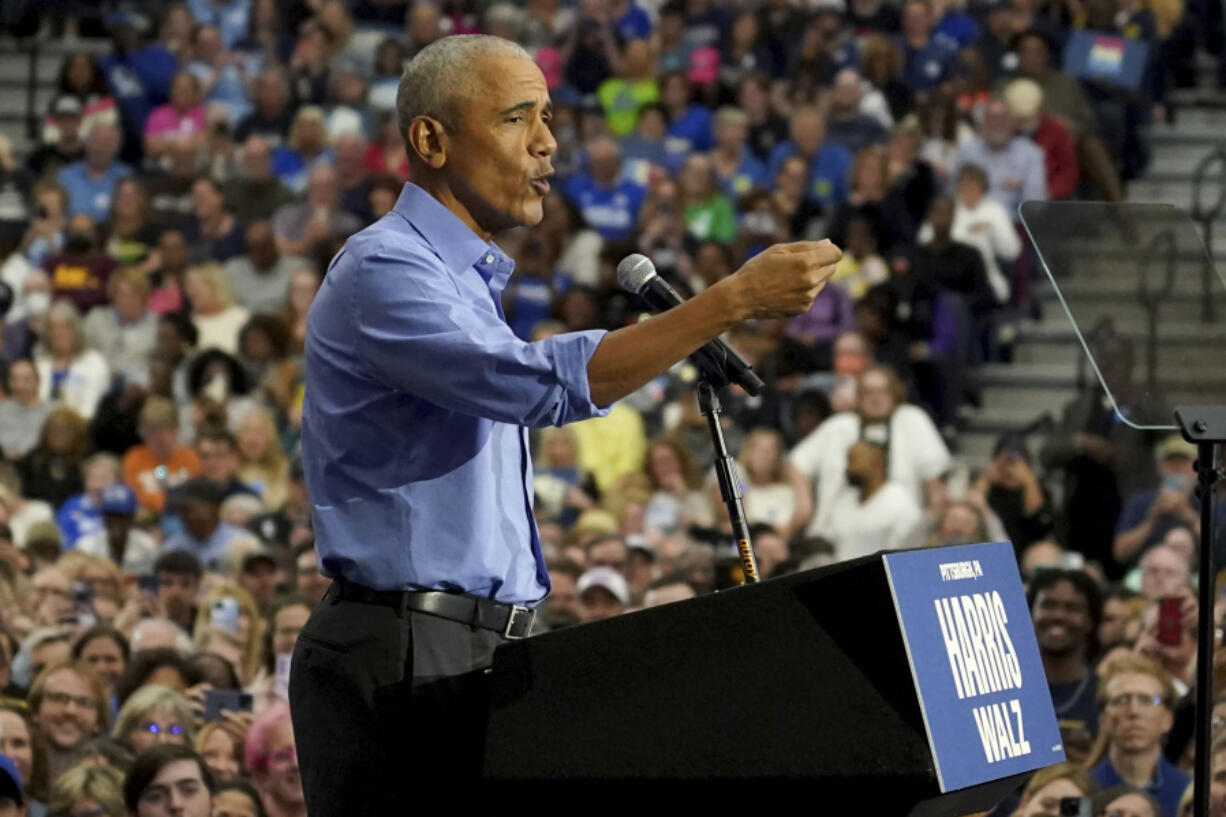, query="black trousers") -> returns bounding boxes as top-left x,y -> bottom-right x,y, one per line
288,582 -> 504,815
